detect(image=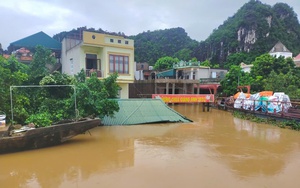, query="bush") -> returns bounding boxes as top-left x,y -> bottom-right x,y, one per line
25,112 -> 52,127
